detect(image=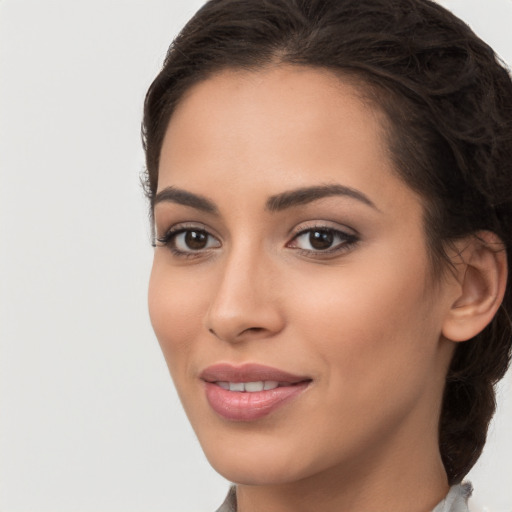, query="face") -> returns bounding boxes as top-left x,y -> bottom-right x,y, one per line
149,66 -> 456,486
